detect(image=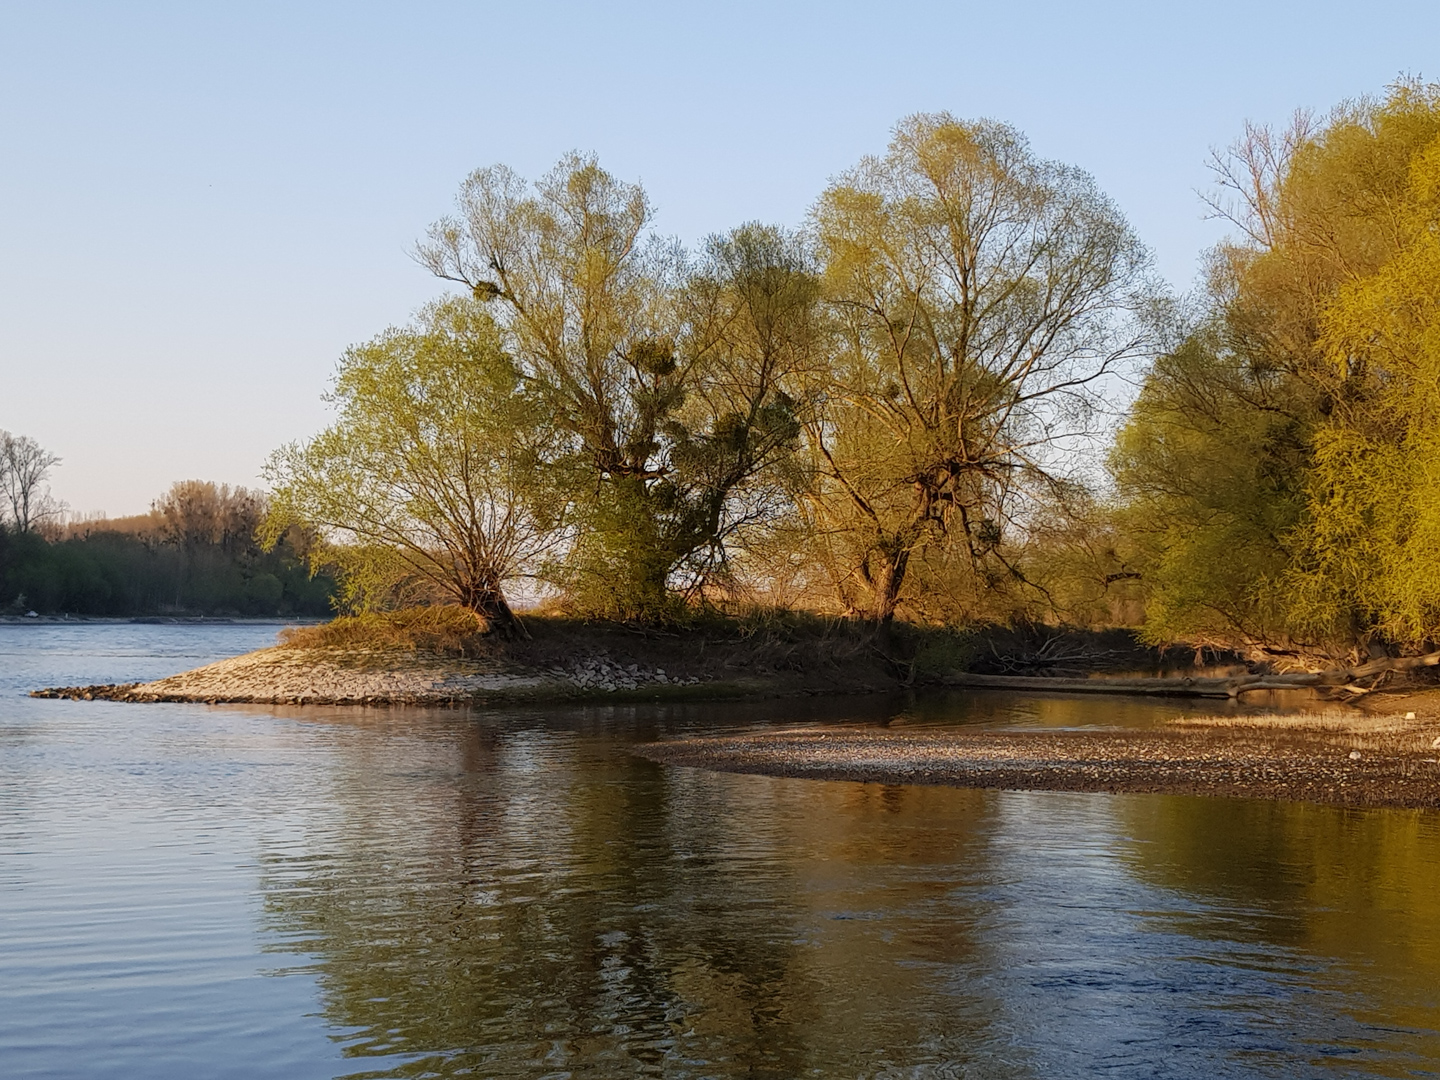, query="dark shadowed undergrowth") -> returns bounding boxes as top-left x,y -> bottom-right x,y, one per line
275,605 -> 1191,689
